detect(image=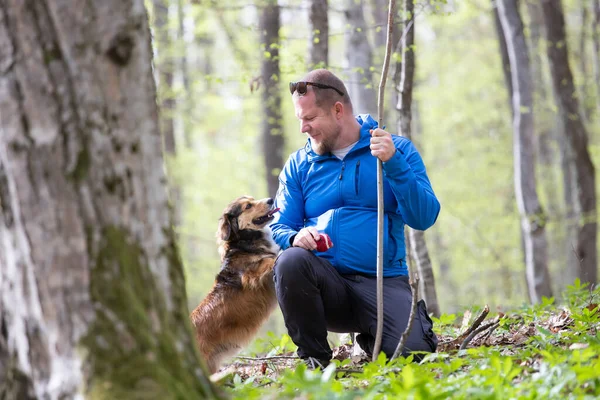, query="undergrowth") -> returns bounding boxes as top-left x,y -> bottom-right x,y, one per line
221,280 -> 600,399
